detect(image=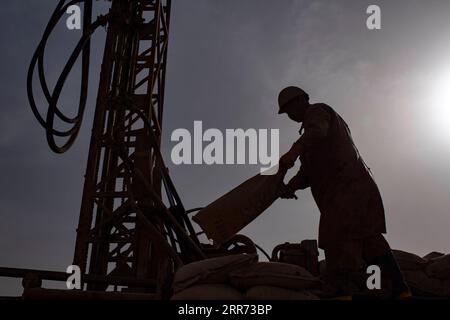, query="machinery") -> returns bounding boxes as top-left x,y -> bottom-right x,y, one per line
0,0 -> 317,299
0,0 -> 264,299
